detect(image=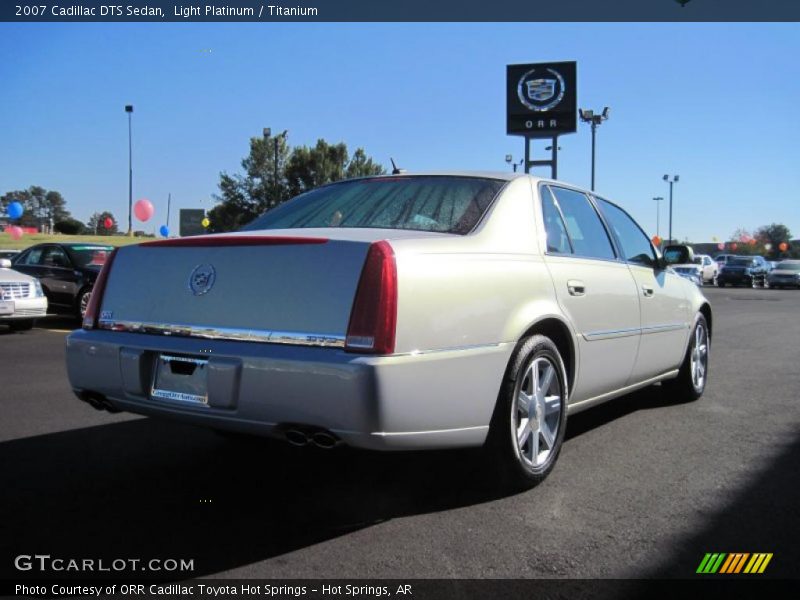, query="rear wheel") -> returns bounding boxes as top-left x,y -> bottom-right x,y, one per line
485,335 -> 568,490
77,288 -> 91,319
9,319 -> 35,331
717,281 -> 725,287
663,313 -> 709,402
